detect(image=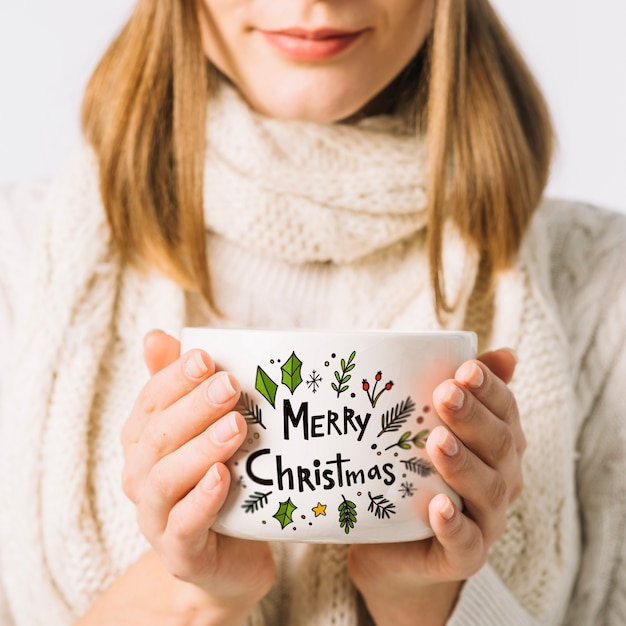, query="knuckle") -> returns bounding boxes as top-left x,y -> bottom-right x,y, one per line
147,464 -> 177,502
459,529 -> 486,566
166,514 -> 194,544
491,428 -> 515,464
136,384 -> 159,416
503,392 -> 520,427
121,466 -> 137,502
518,431 -> 528,456
142,421 -> 171,457
509,471 -> 525,502
119,420 -> 131,447
487,474 -> 509,510
491,514 -> 508,542
160,551 -> 195,582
